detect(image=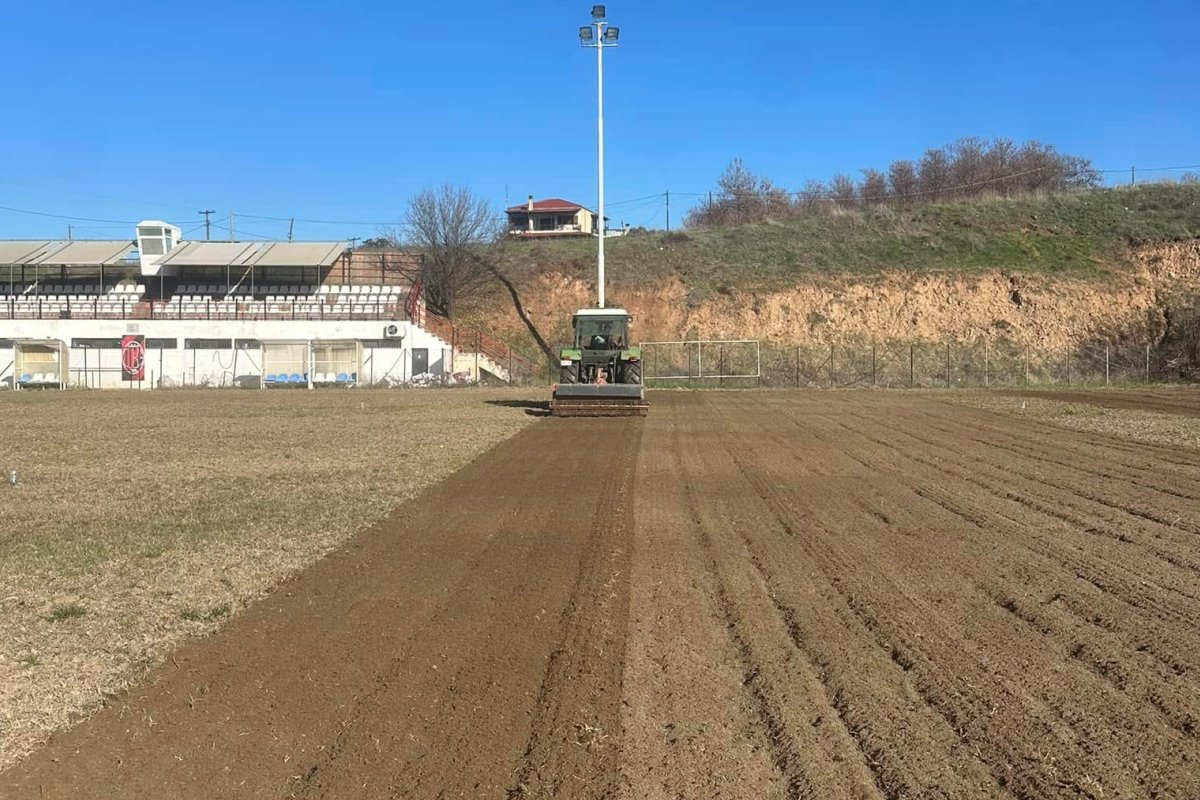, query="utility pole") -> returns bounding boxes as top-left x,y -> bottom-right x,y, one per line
1131,166 -> 1136,186
665,190 -> 670,232
67,224 -> 72,241
579,5 -> 619,308
198,209 -> 214,241
288,218 -> 295,242
229,211 -> 234,242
